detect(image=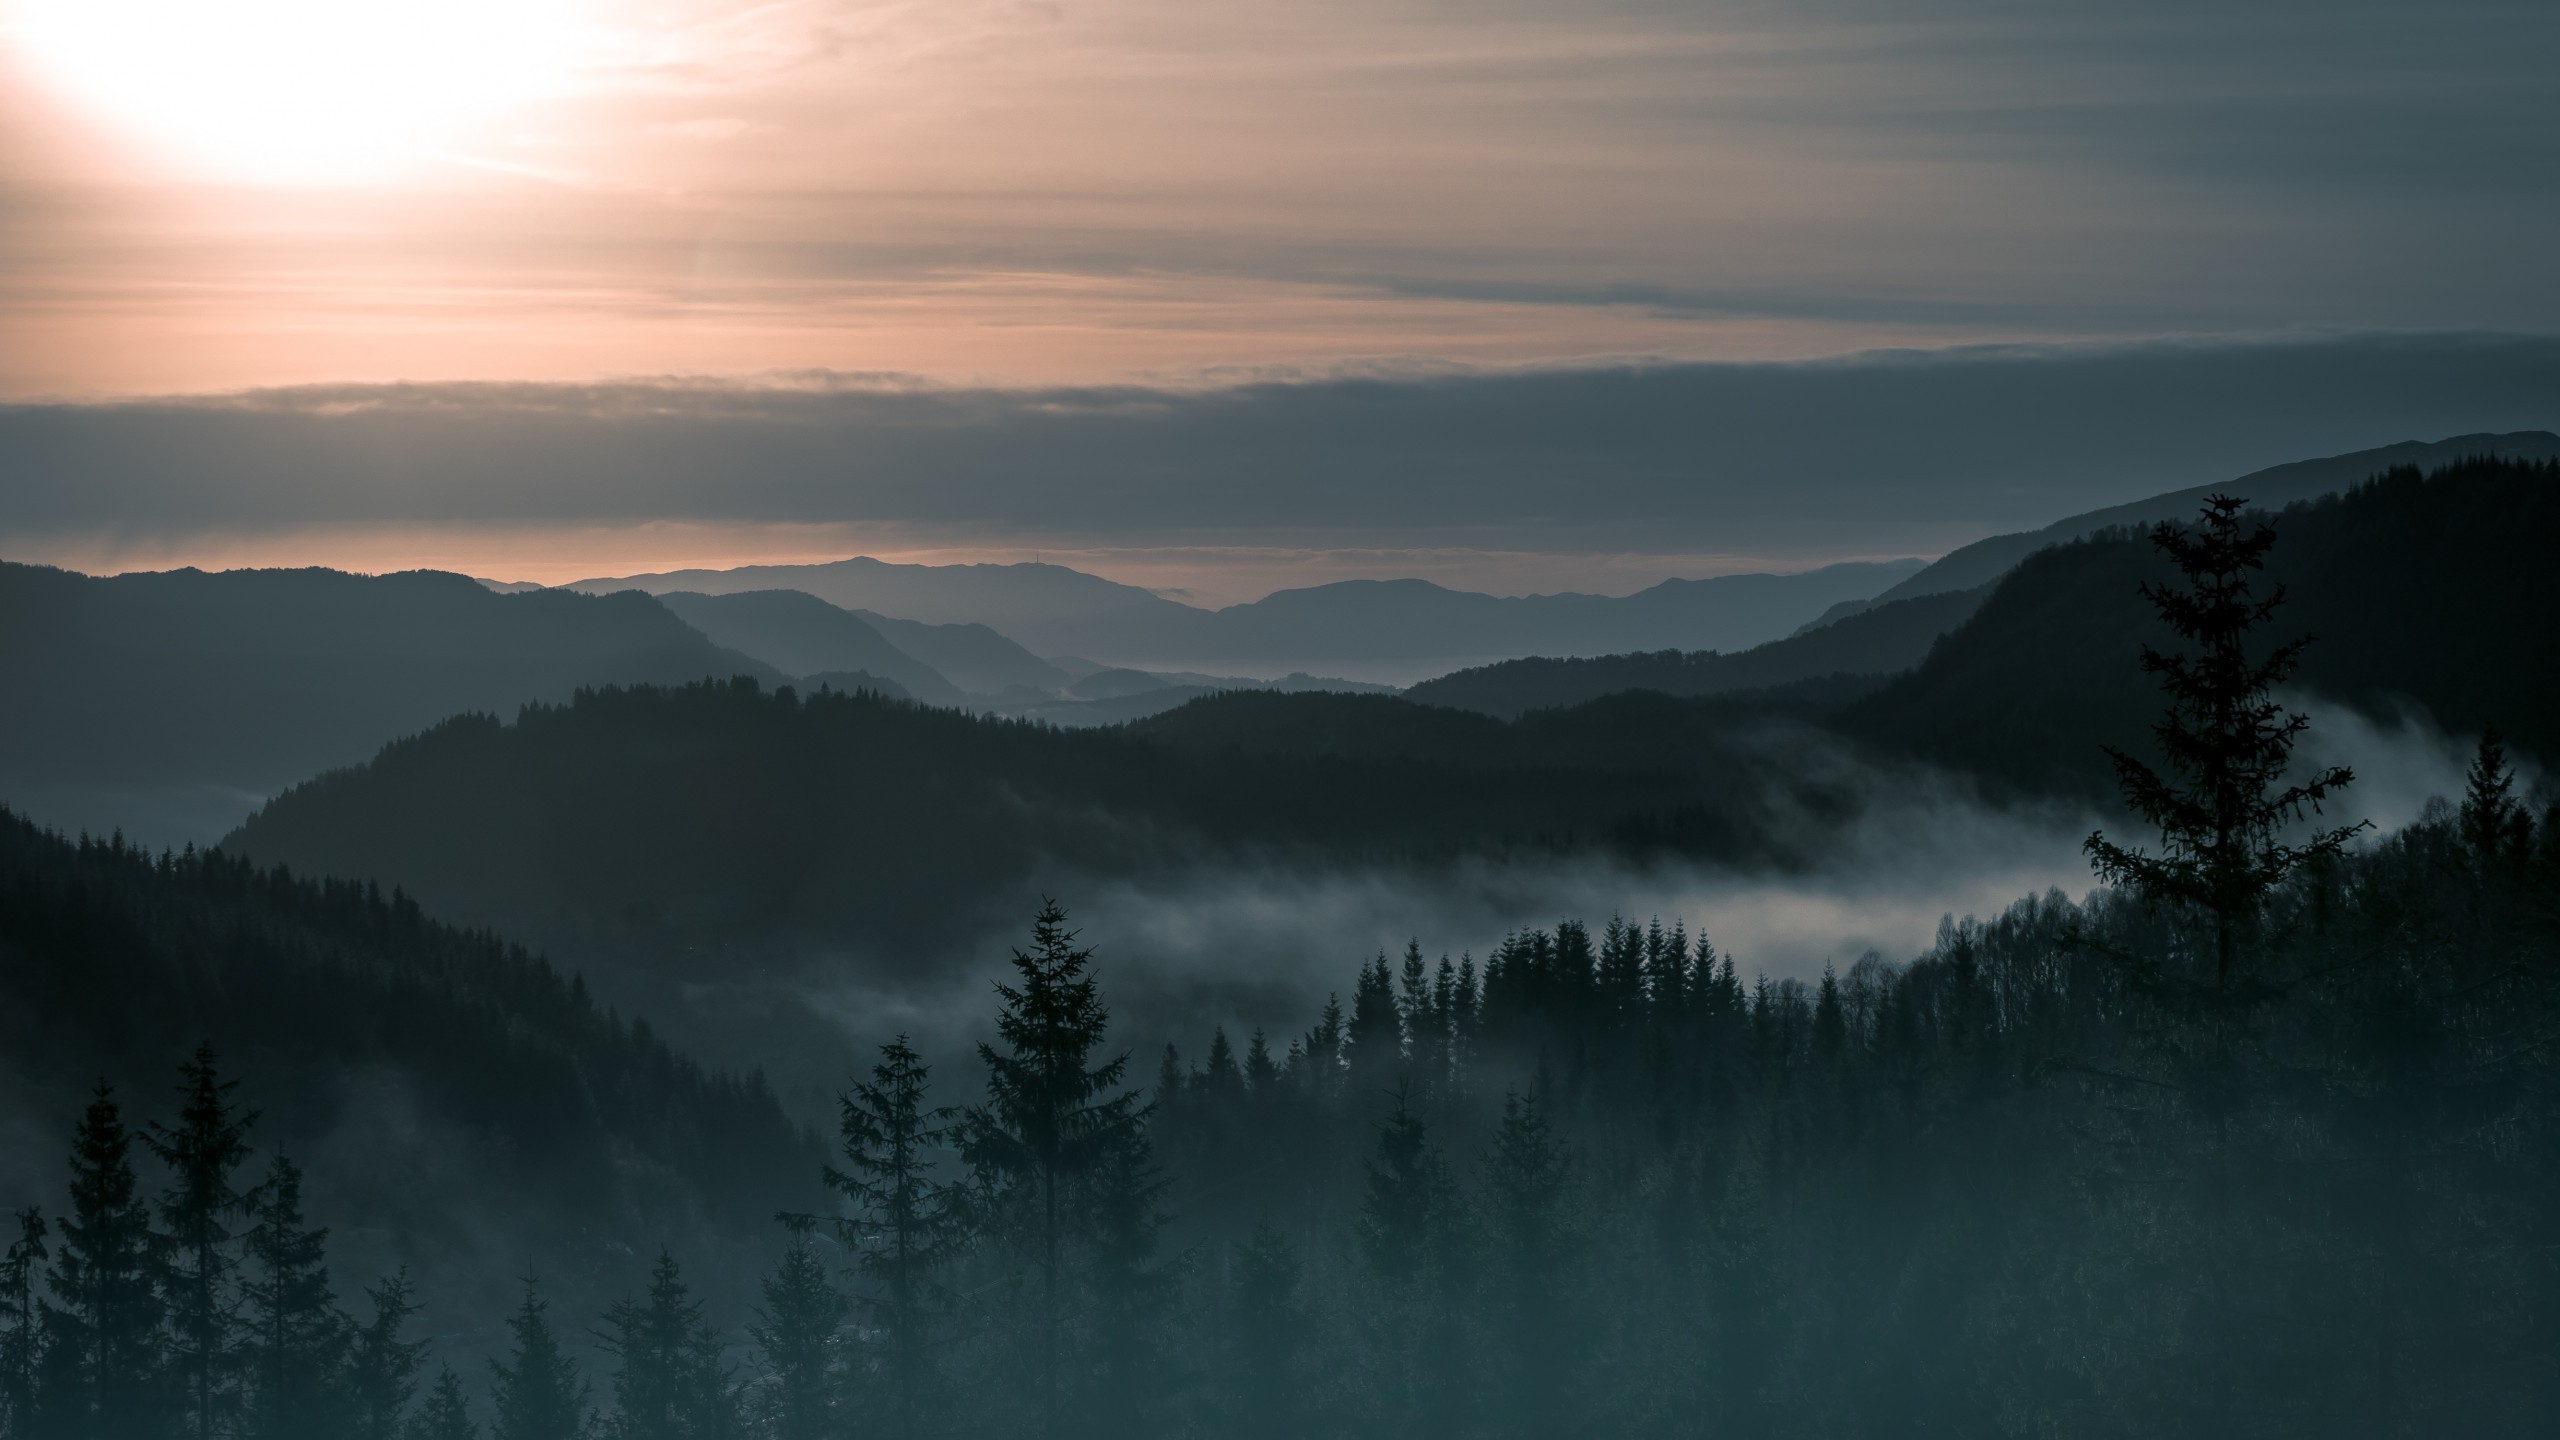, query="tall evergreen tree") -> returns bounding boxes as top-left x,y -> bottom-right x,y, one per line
1347,956 -> 1403,1092
2459,726 -> 2534,868
964,902 -> 1143,1440
2085,493 -> 2365,997
45,1083 -> 168,1440
145,1045 -> 258,1440
488,1284 -> 589,1440
0,1209 -> 46,1439
1478,1093 -> 1576,1438
345,1270 -> 426,1440
599,1250 -> 735,1440
239,1155 -> 344,1440
1220,1225 -> 1308,1440
410,1366 -> 477,1440
1079,1125 -> 1171,1440
828,1037 -> 965,1440
744,1229 -> 844,1440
